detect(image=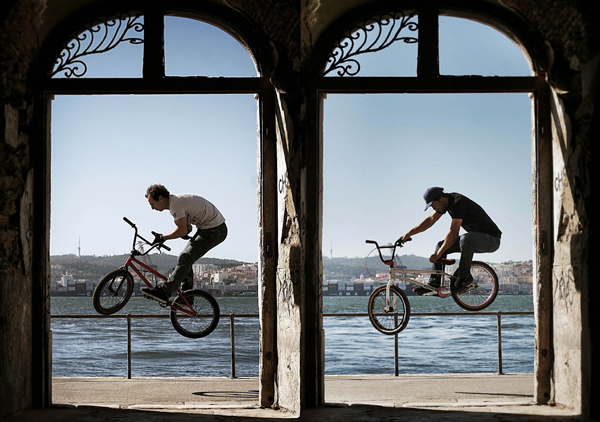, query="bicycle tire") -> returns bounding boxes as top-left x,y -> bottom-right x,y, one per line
92,269 -> 134,315
170,289 -> 220,339
451,261 -> 499,311
368,284 -> 411,335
